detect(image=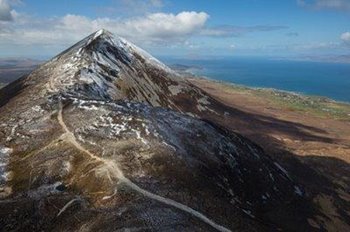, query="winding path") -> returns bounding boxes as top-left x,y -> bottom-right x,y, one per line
57,102 -> 232,232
